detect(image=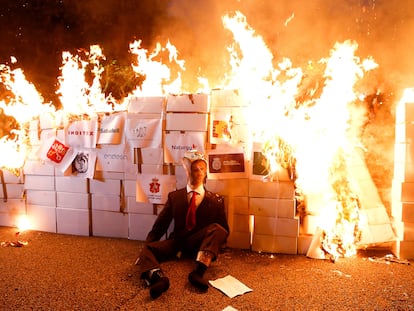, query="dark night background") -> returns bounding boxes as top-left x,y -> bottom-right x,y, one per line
1,0 -> 414,105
